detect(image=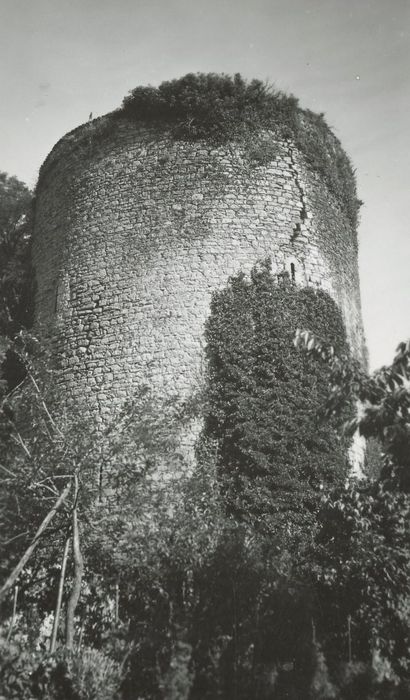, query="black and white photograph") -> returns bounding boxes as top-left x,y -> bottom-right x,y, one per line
1,1 -> 409,698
